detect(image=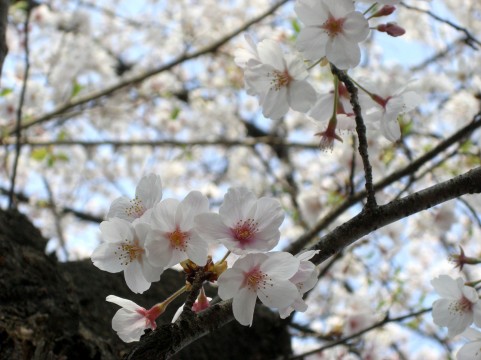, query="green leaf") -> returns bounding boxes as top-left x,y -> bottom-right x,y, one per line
0,88 -> 13,97
170,107 -> 181,120
31,148 -> 49,161
71,81 -> 84,98
291,19 -> 301,34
